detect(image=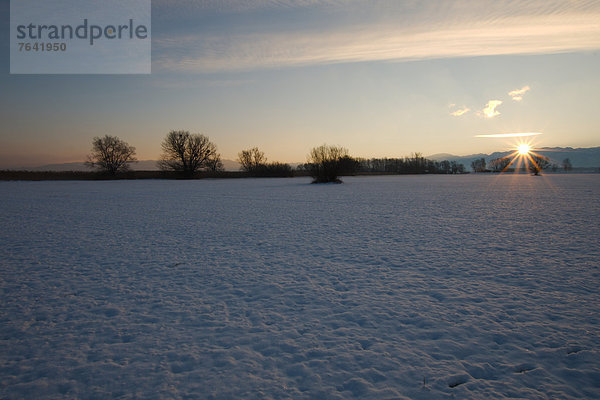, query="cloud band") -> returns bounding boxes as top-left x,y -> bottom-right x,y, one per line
475,132 -> 543,138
